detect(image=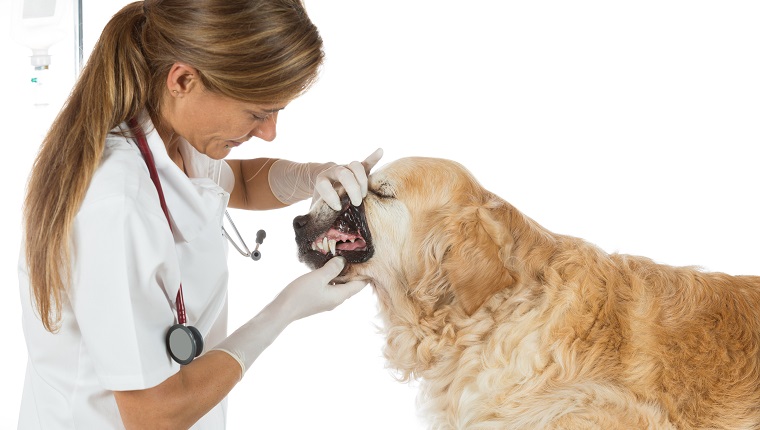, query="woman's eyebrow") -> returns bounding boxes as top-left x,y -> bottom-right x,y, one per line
245,106 -> 285,117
